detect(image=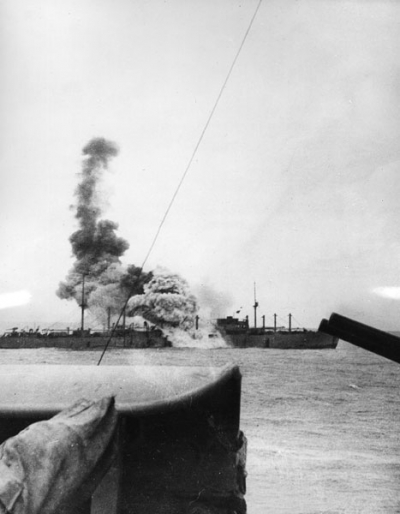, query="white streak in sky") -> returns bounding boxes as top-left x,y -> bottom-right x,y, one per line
0,291 -> 32,310
372,287 -> 400,300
